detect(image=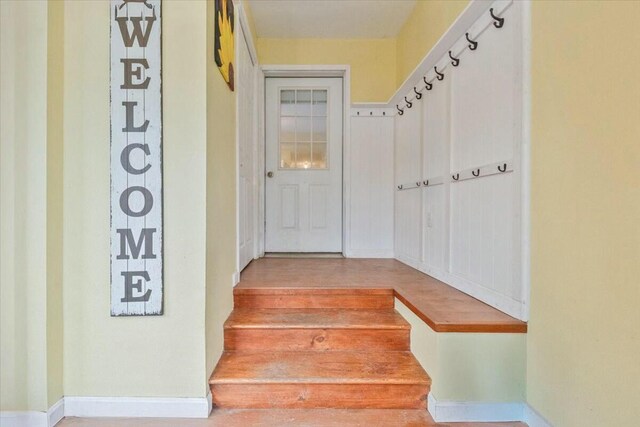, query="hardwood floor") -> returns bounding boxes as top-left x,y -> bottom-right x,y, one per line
210,287 -> 431,409
59,411 -> 527,426
238,258 -> 527,333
